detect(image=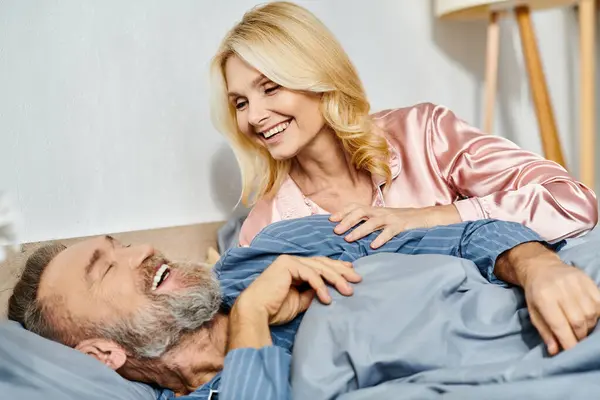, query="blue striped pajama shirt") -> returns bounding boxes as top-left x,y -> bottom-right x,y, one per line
157,216 -> 559,400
